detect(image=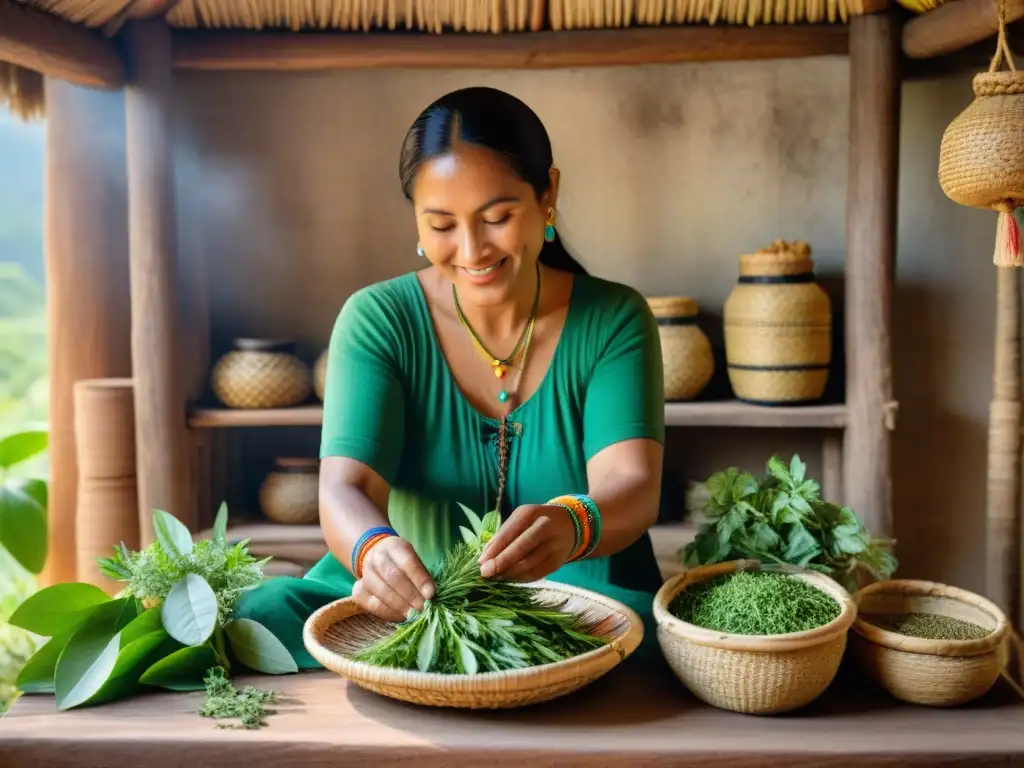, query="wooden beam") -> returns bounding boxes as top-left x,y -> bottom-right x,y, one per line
844,10 -> 900,539
172,25 -> 849,71
903,0 -> 1024,59
0,0 -> 125,88
124,18 -> 194,543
